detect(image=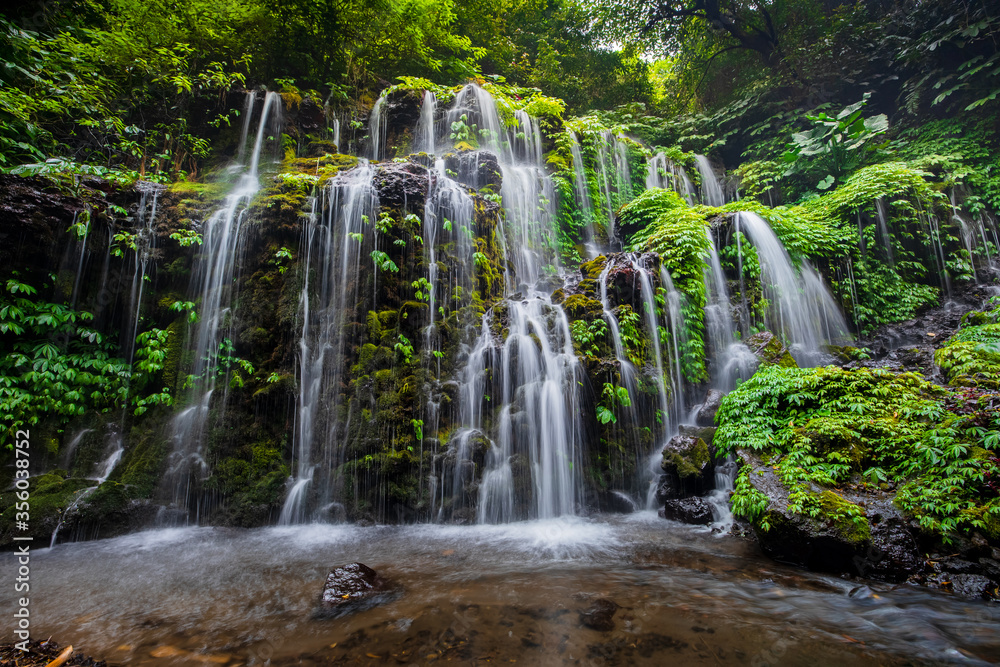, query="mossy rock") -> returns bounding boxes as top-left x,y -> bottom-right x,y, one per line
580,256 -> 608,281
660,435 -> 710,479
562,294 -> 603,320
746,331 -> 797,368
